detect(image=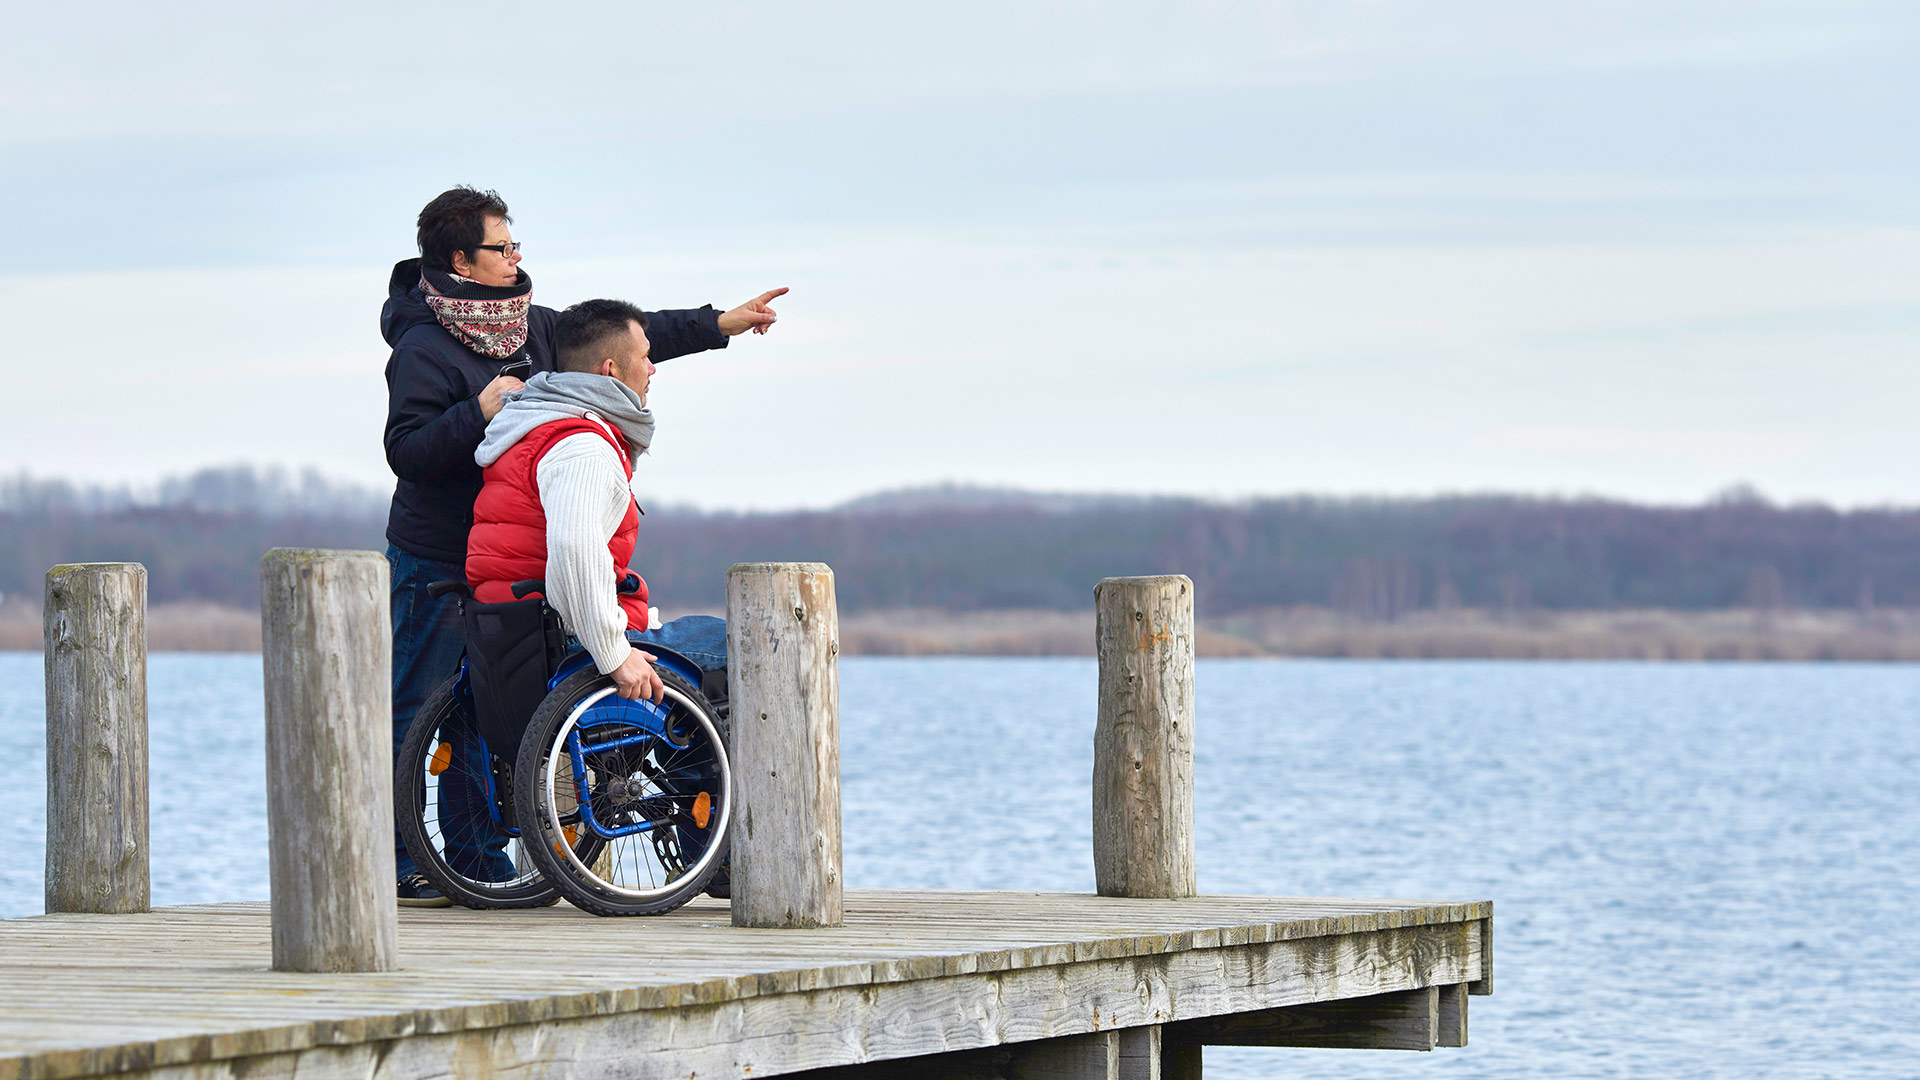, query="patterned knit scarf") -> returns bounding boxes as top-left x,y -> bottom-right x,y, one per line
418,265 -> 533,359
